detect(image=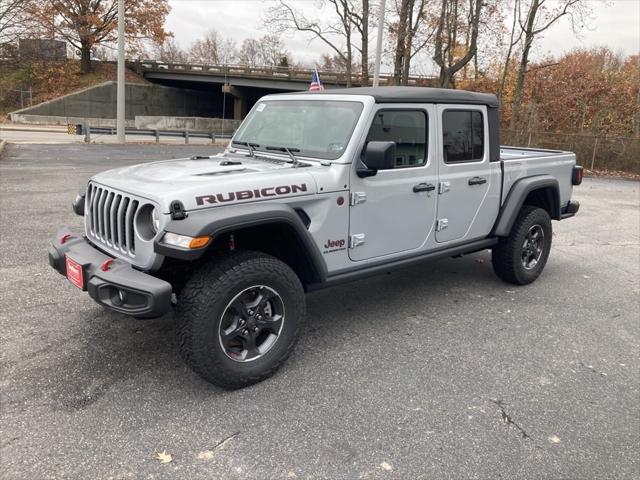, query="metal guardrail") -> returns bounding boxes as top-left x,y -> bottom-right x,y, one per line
70,124 -> 233,144
134,60 -> 437,87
